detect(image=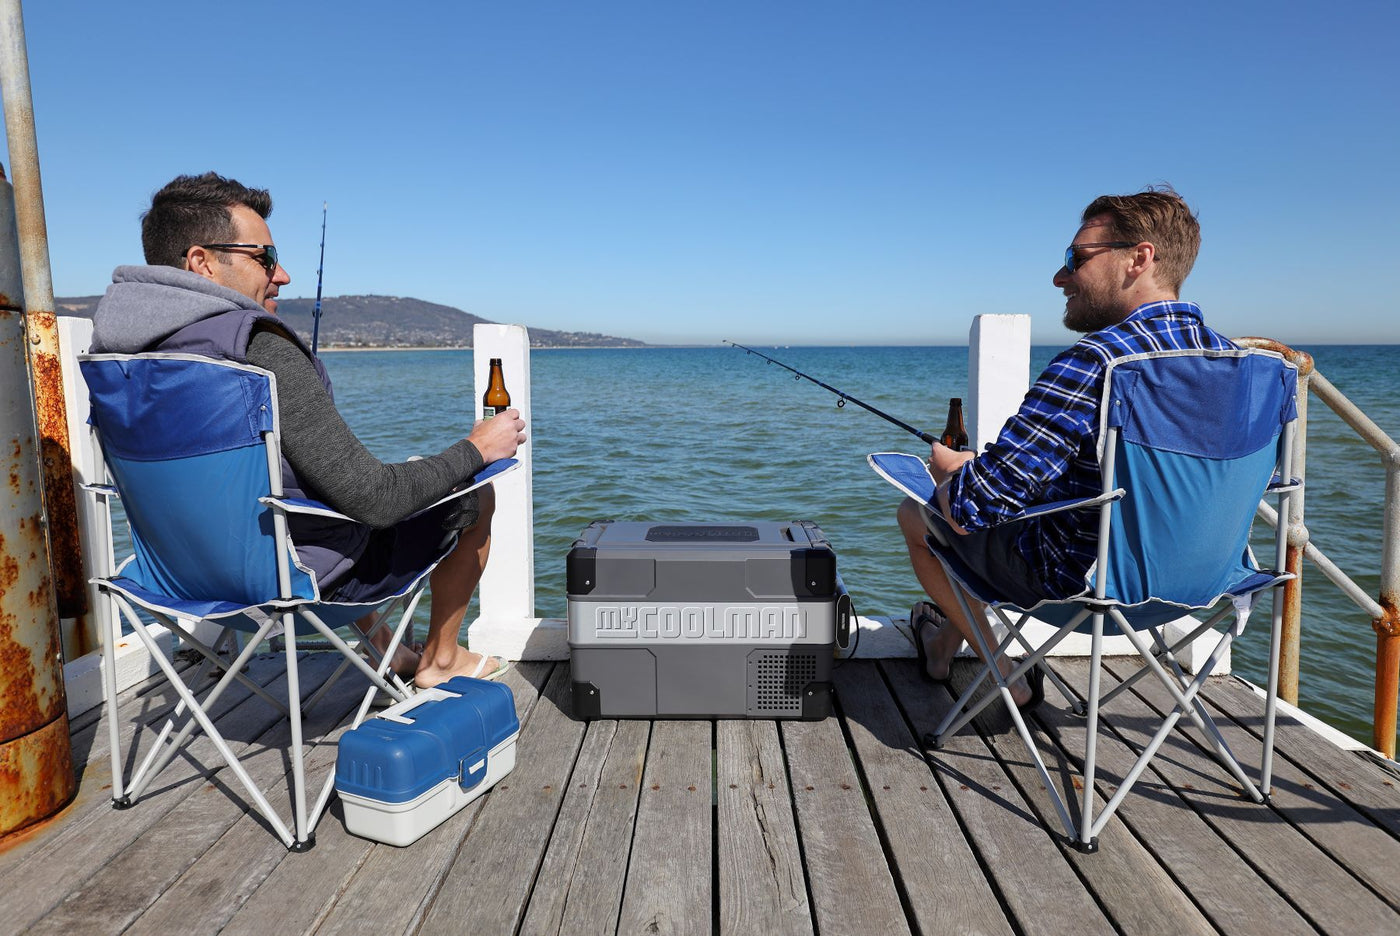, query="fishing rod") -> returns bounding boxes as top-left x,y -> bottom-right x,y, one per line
723,340 -> 936,444
310,201 -> 327,354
